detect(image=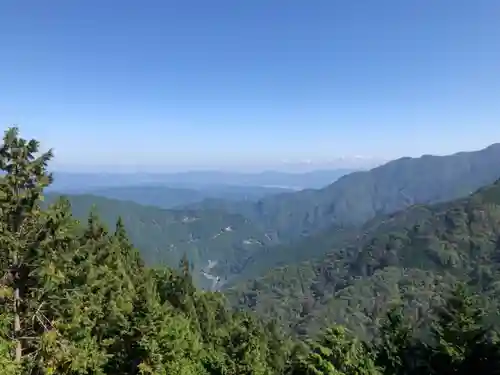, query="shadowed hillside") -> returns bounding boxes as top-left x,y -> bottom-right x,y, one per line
228,179 -> 500,338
